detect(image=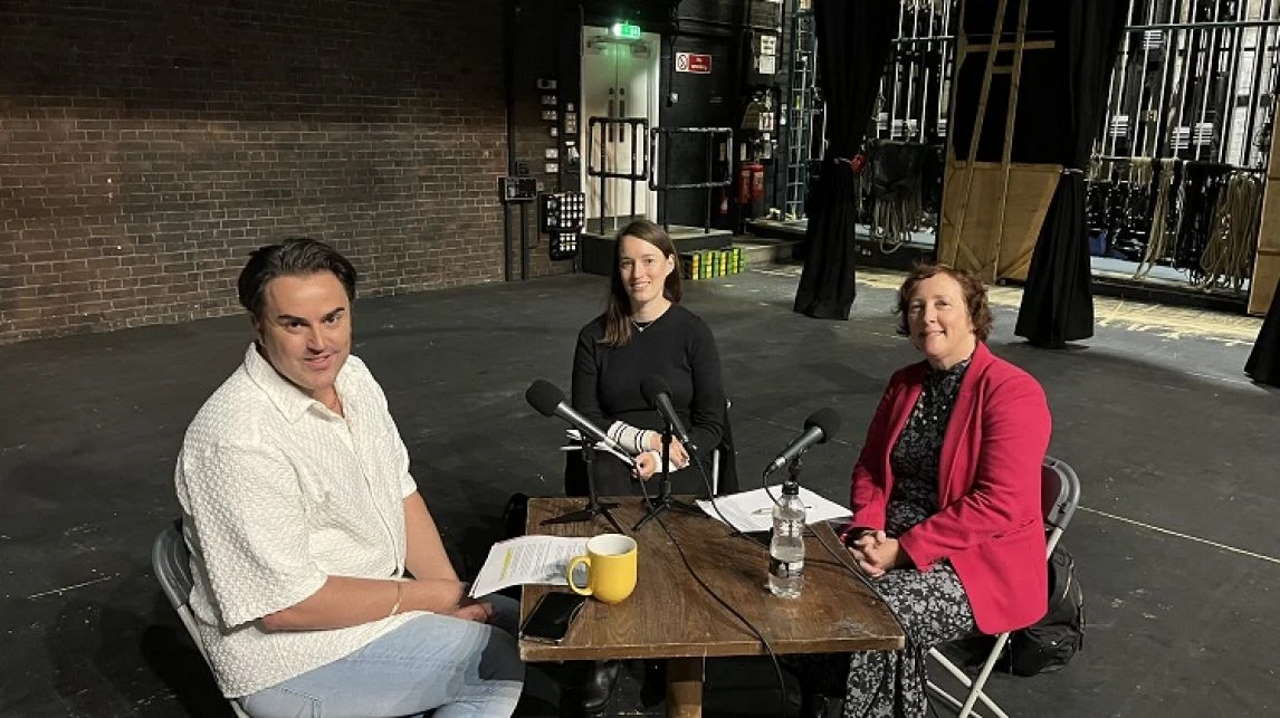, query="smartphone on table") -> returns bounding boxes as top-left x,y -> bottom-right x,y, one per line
520,591 -> 587,644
